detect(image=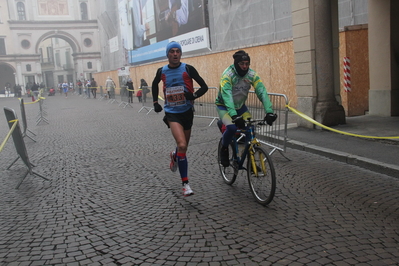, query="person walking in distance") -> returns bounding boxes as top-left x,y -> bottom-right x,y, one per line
136,88 -> 142,102
86,79 -> 91,98
105,77 -> 116,100
151,41 -> 208,197
126,78 -> 134,103
62,81 -> 69,98
90,78 -> 97,99
140,78 -> 149,103
216,50 -> 277,167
